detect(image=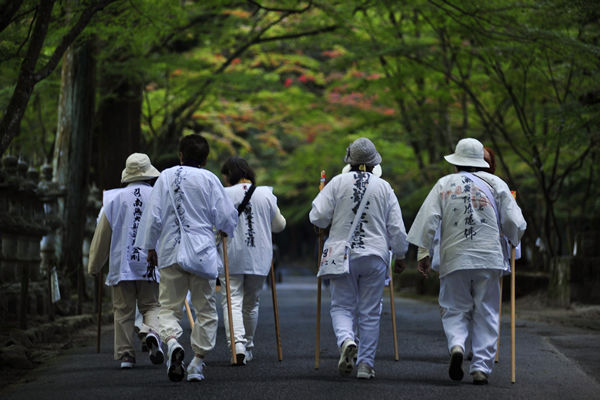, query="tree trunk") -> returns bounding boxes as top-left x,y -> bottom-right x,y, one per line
94,74 -> 142,191
53,40 -> 95,314
0,0 -> 55,156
